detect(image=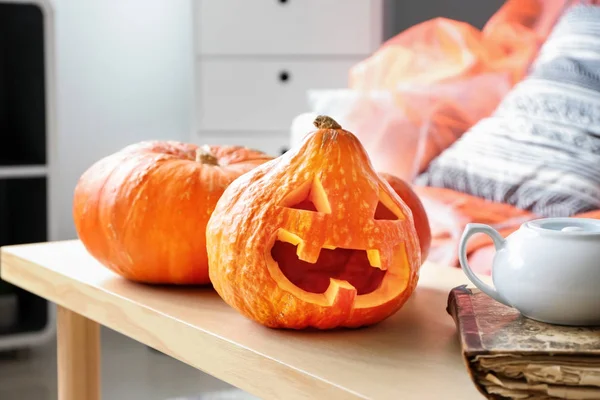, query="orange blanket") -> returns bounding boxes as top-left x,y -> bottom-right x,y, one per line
415,187 -> 600,275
